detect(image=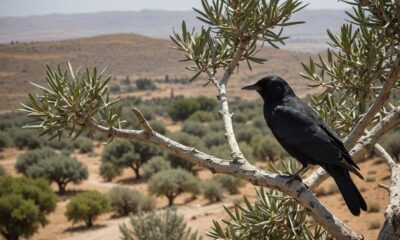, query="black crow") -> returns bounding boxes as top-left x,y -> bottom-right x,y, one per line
242,75 -> 367,216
